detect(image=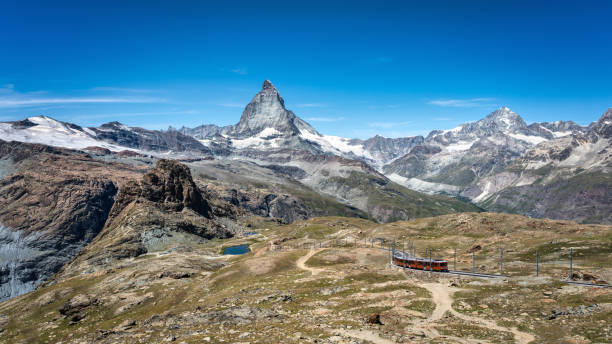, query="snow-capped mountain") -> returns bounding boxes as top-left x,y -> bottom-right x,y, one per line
381,106 -> 589,194
0,116 -> 212,156
463,109 -> 611,223
183,80 -> 425,167
0,116 -> 127,151
0,80 -> 608,223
